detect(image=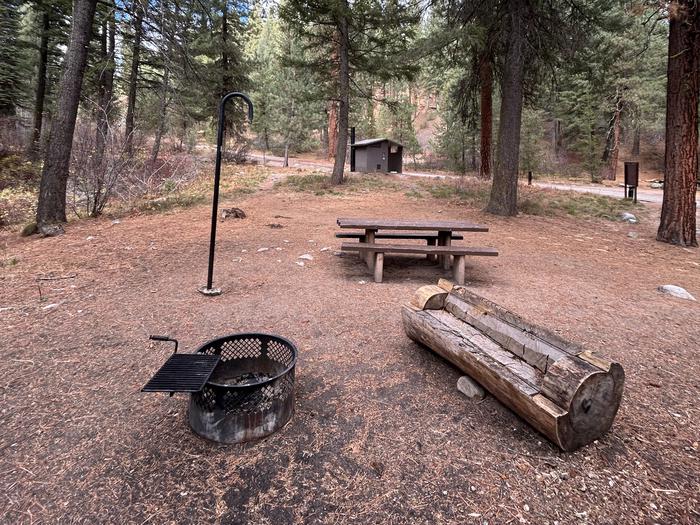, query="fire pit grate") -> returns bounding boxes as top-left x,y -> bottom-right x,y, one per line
141,353 -> 221,393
